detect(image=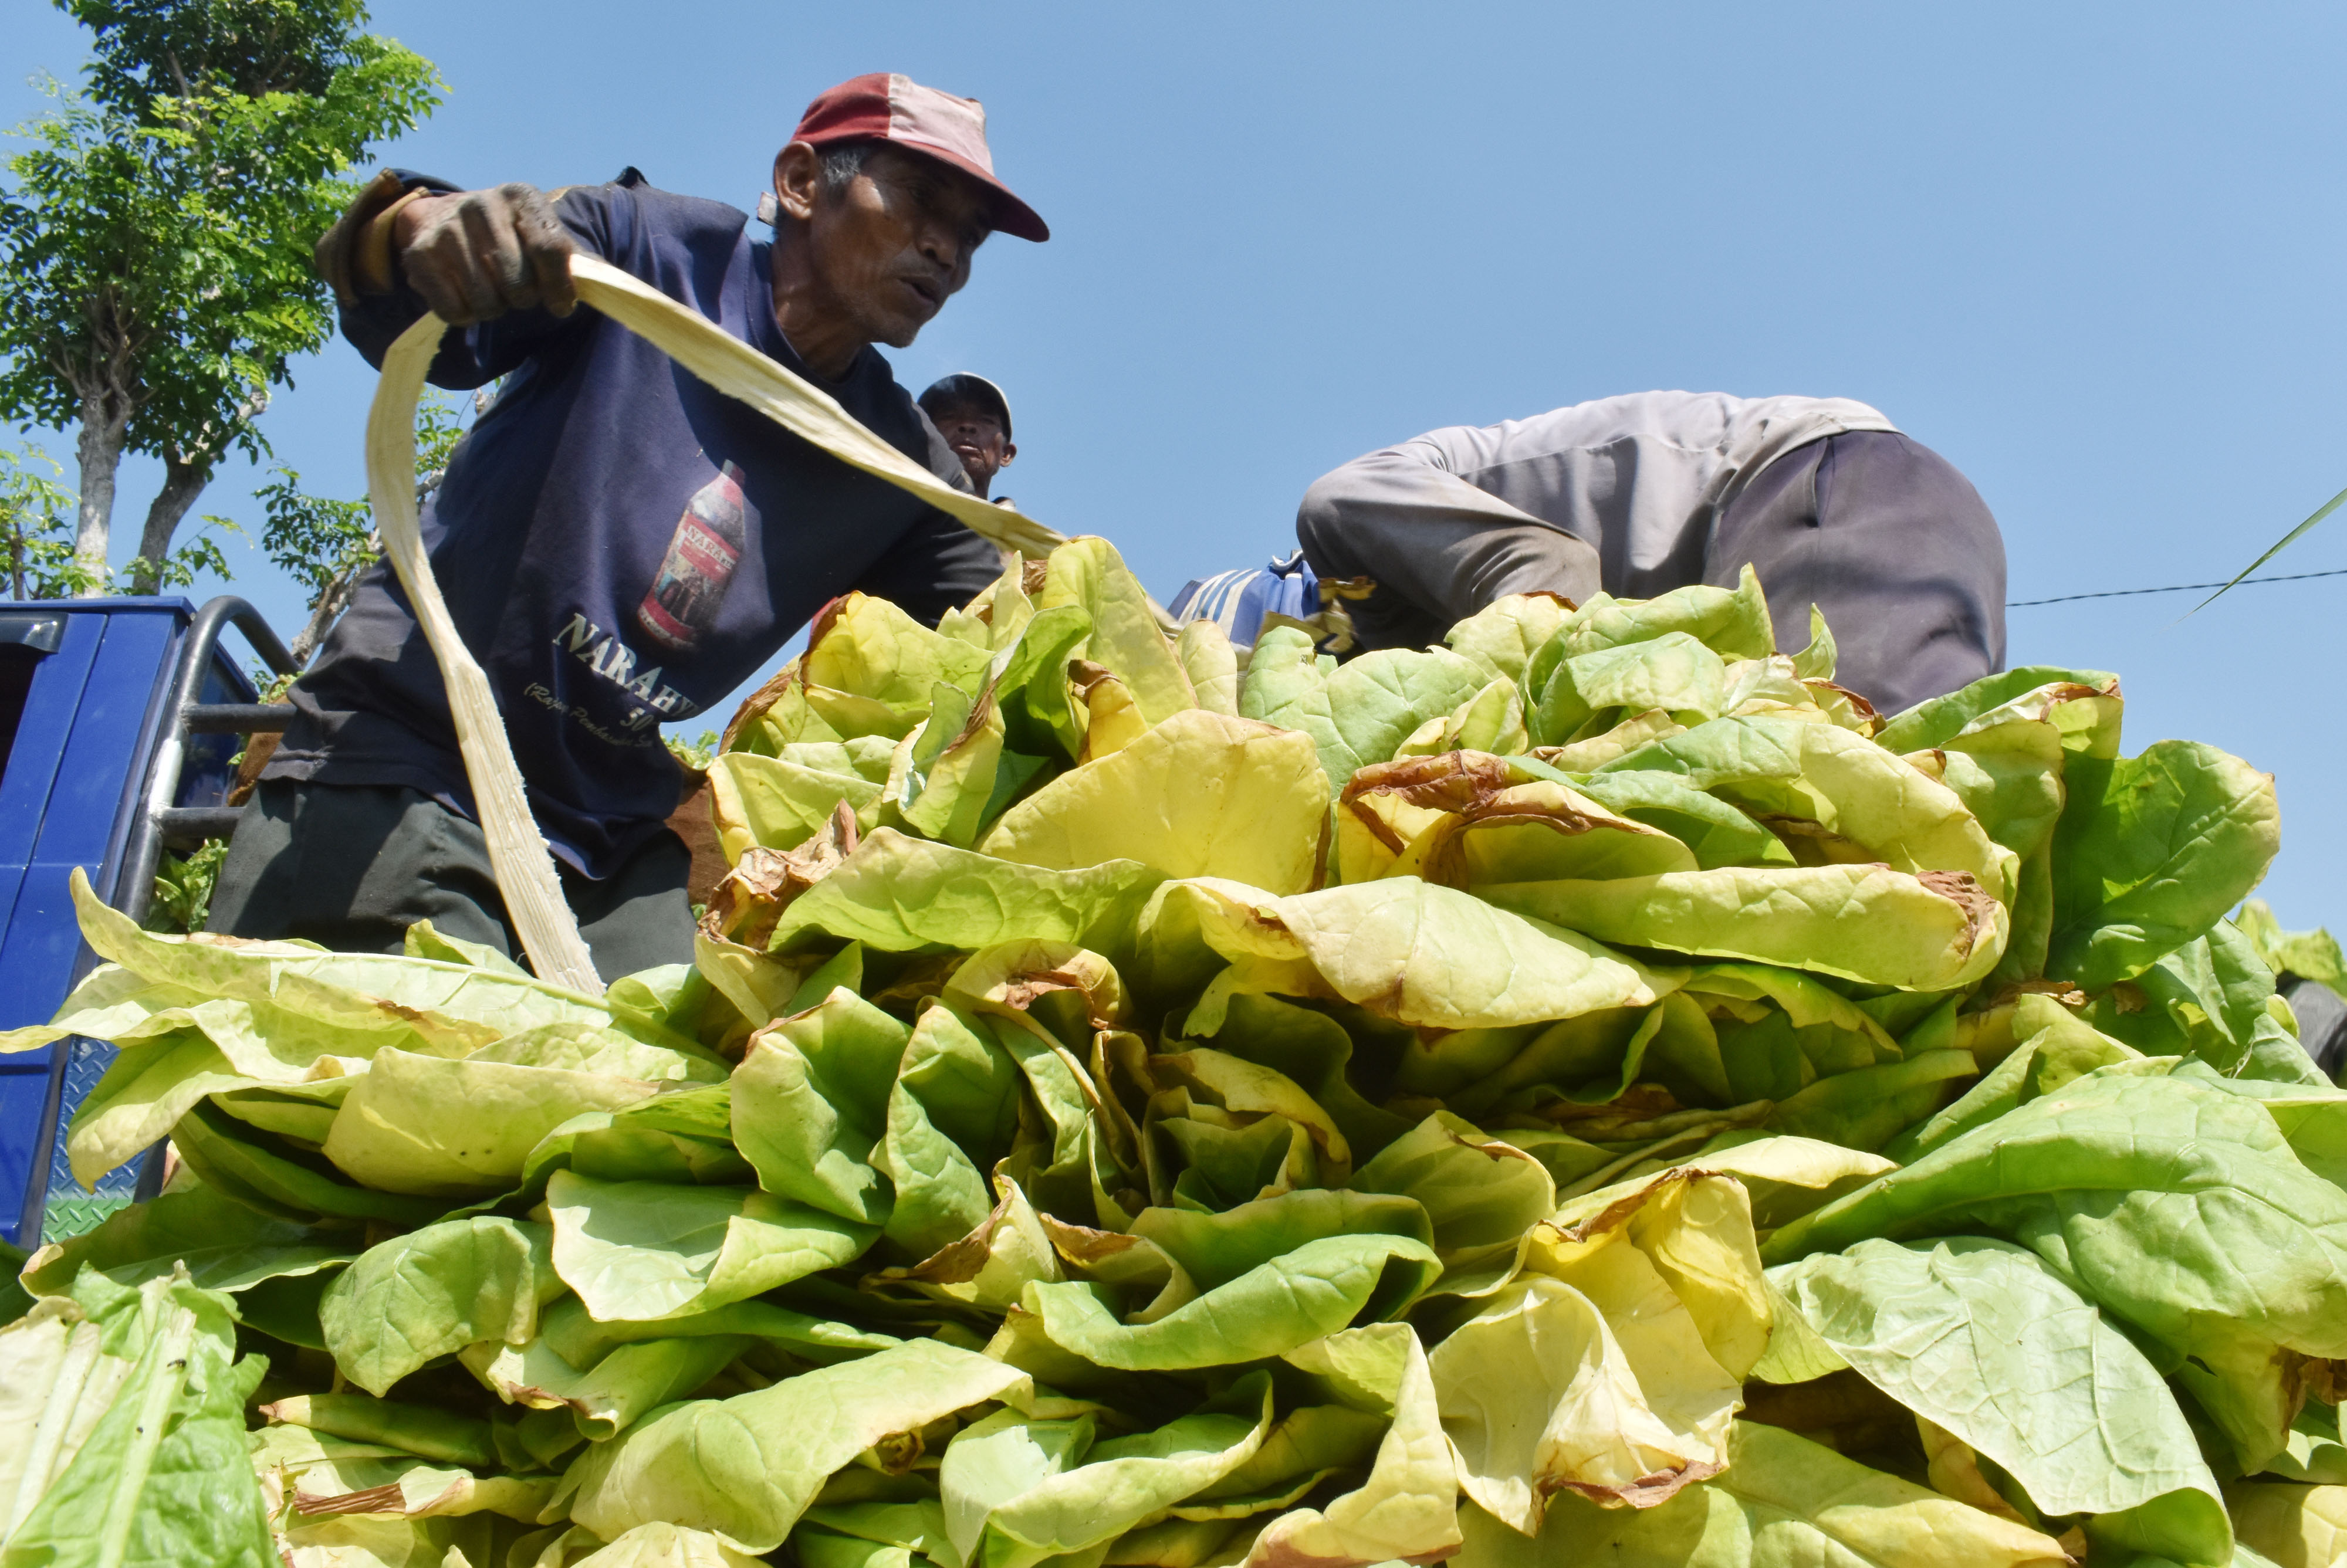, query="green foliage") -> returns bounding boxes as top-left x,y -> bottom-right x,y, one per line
0,0 -> 441,583
0,440 -> 99,598
145,836 -> 228,933
257,465 -> 370,600
267,390 -> 466,662
664,729 -> 722,771
2237,896 -> 2347,998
